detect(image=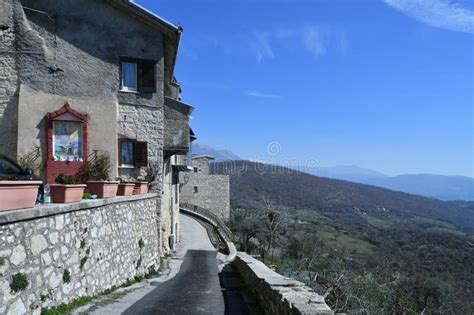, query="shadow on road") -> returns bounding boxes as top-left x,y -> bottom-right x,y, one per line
122,250 -> 261,315
218,264 -> 263,315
